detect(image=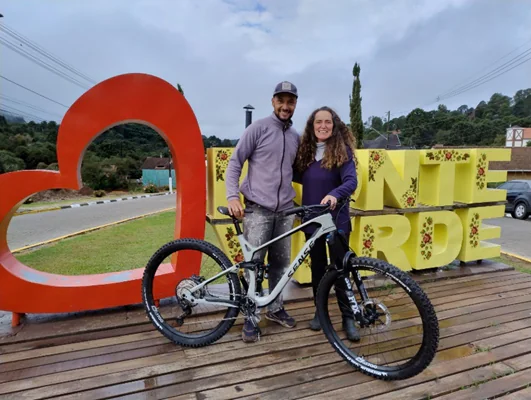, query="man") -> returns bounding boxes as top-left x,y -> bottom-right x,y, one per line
225,81 -> 300,343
